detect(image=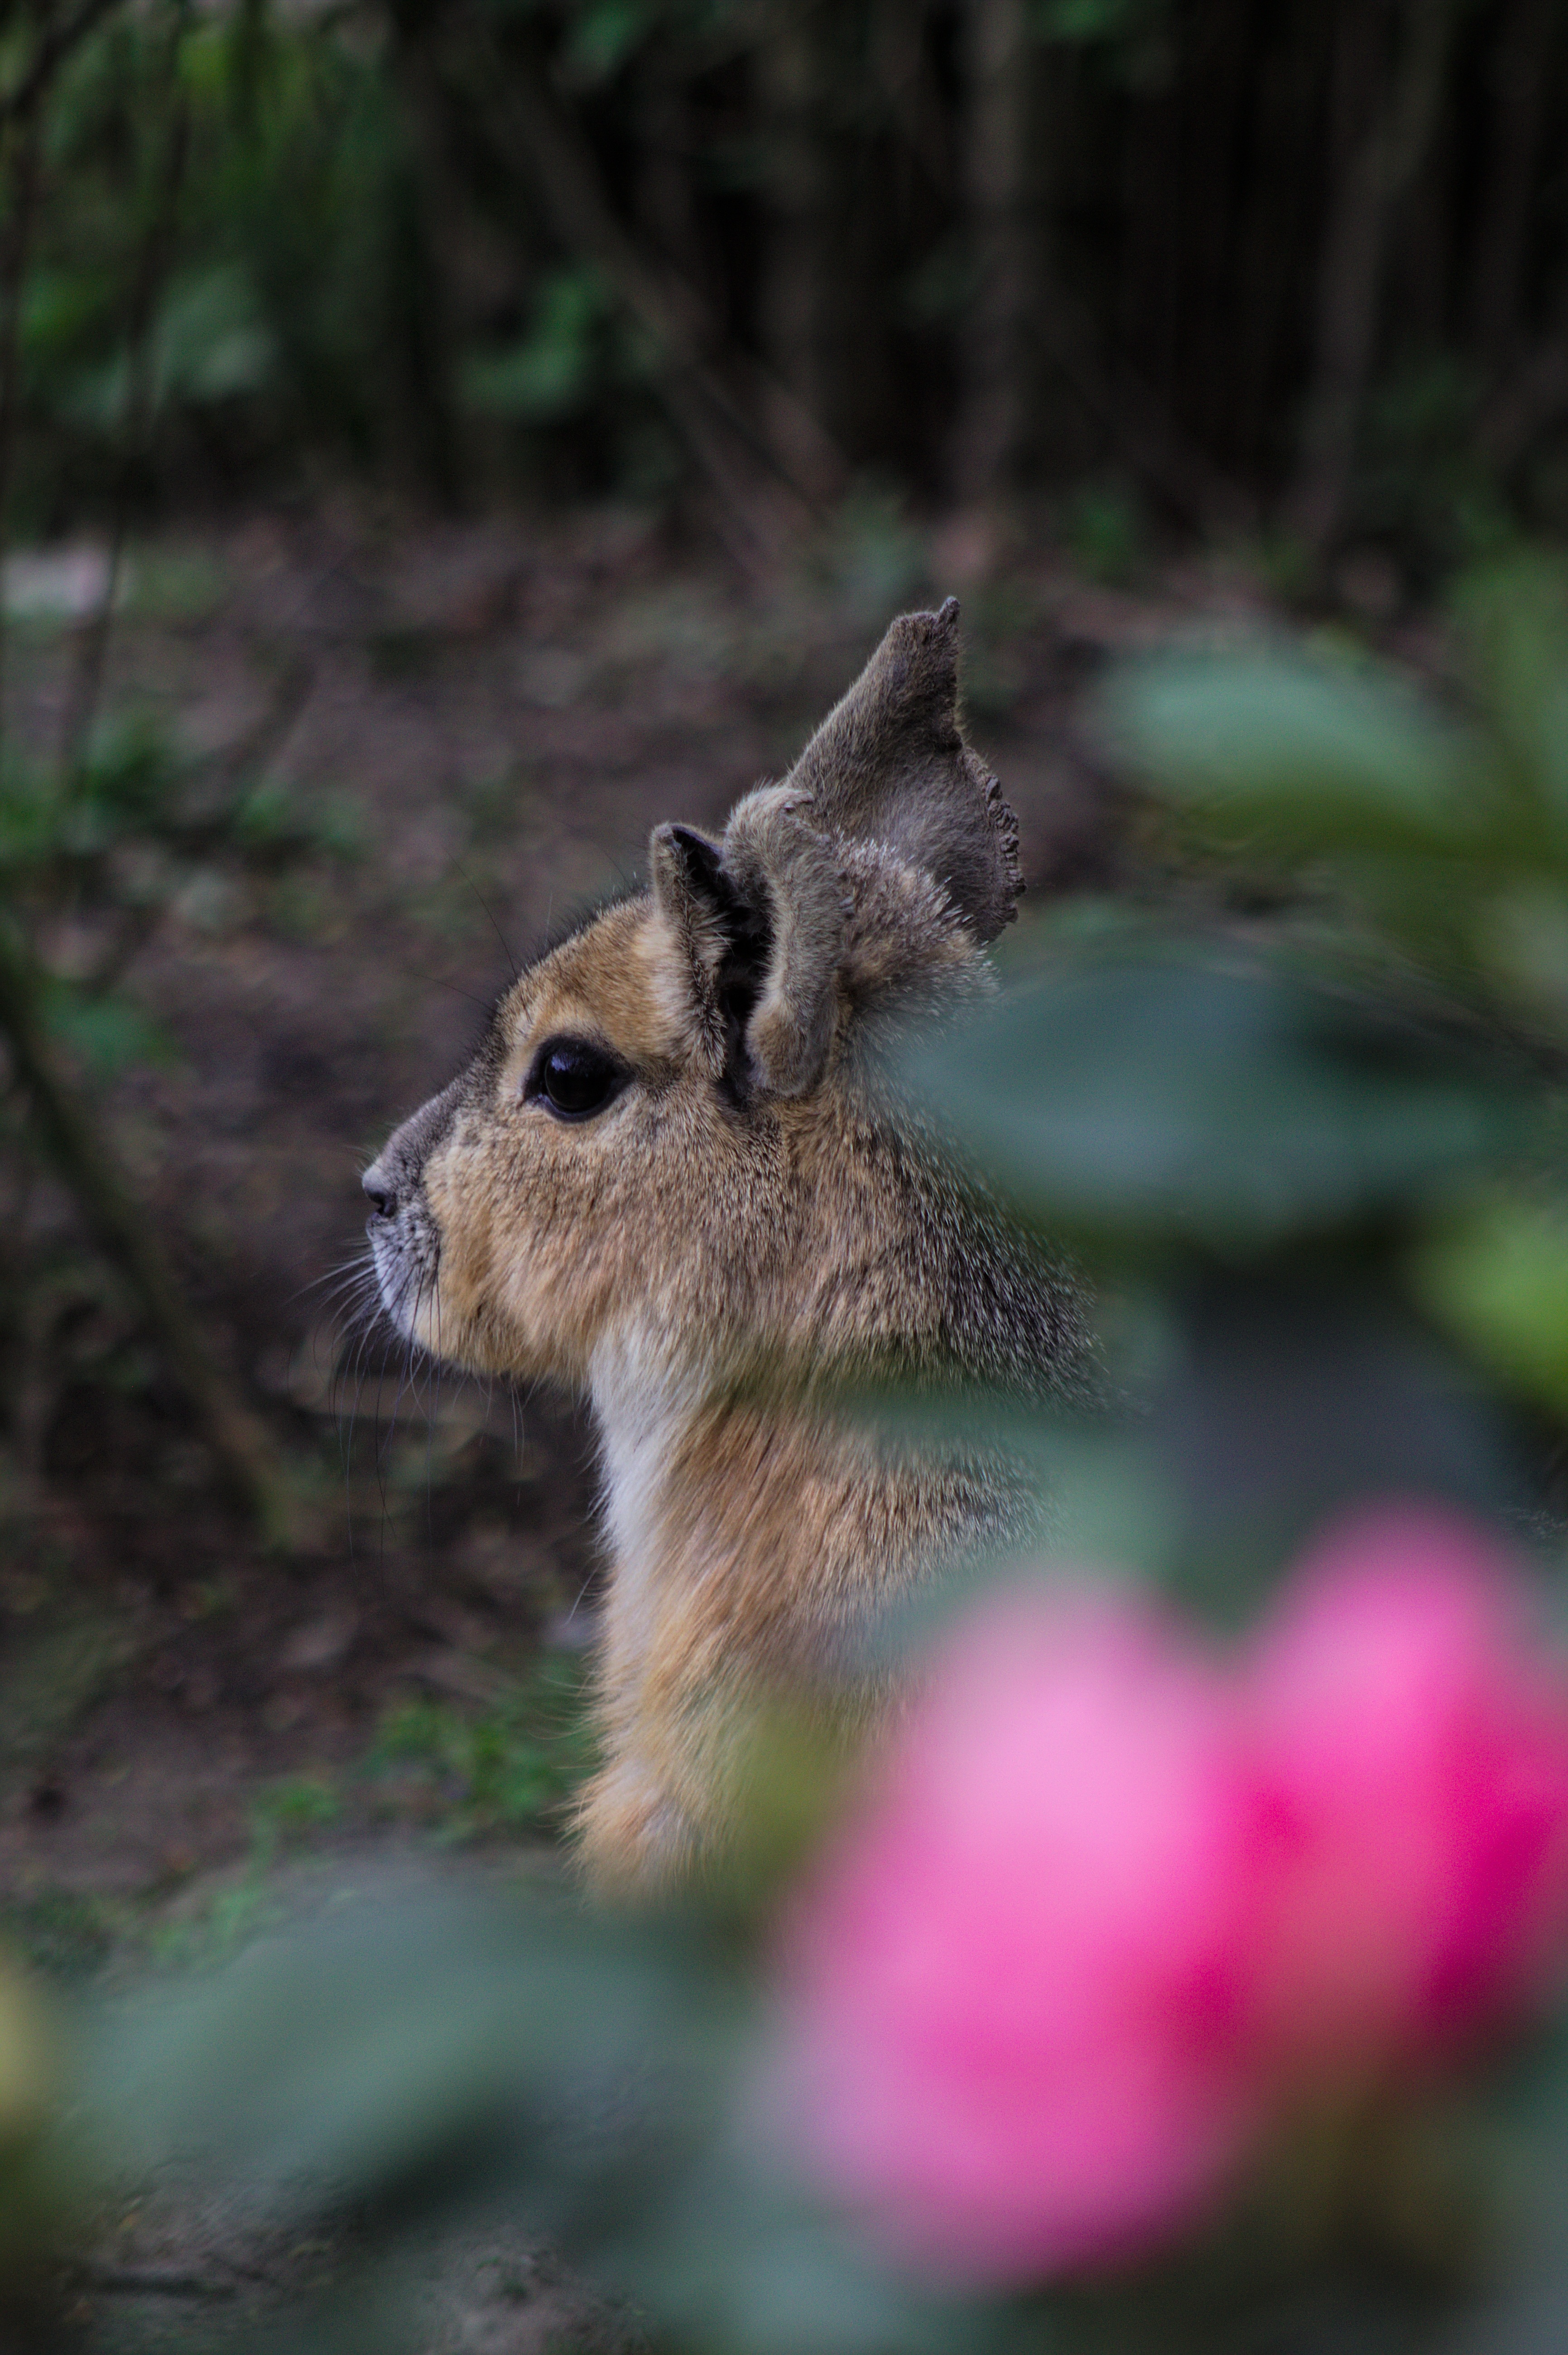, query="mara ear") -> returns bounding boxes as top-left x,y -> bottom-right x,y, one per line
712,597 -> 1021,1099
651,810 -> 843,1100
649,821 -> 732,965
717,785 -> 848,1098
648,822 -> 731,1057
647,820 -> 774,1082
782,596 -> 1021,945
